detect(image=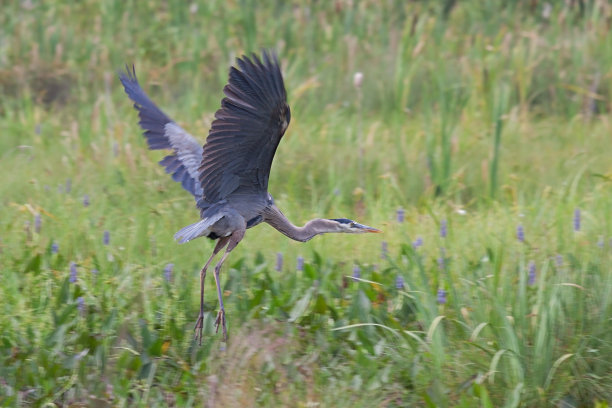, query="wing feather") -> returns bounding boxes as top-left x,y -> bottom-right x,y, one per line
119,66 -> 203,199
199,51 -> 290,204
